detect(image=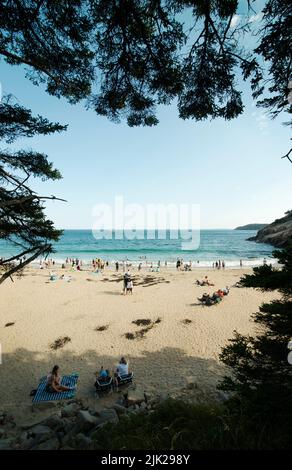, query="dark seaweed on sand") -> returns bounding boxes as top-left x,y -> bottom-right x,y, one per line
125,332 -> 135,340
125,317 -> 162,340
95,325 -> 109,332
132,319 -> 152,326
50,336 -> 71,350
